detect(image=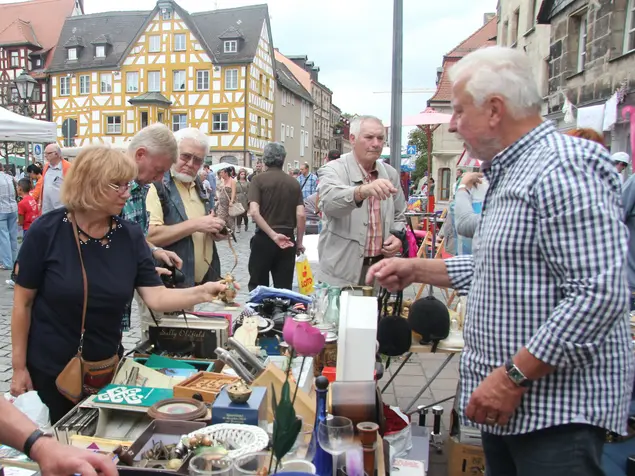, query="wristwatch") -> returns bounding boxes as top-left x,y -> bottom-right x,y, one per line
504,358 -> 532,388
150,246 -> 162,254
23,429 -> 52,459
